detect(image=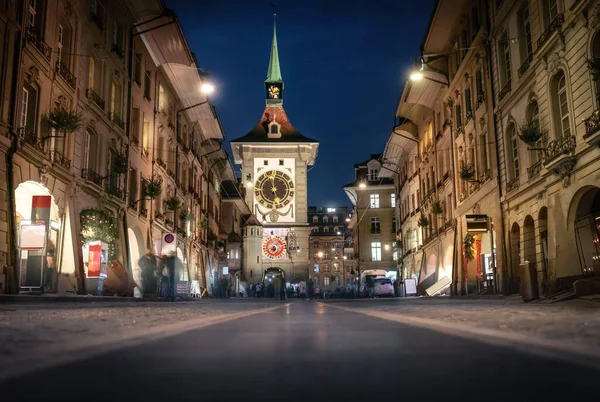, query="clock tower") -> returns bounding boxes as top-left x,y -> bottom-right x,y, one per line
230,17 -> 319,284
